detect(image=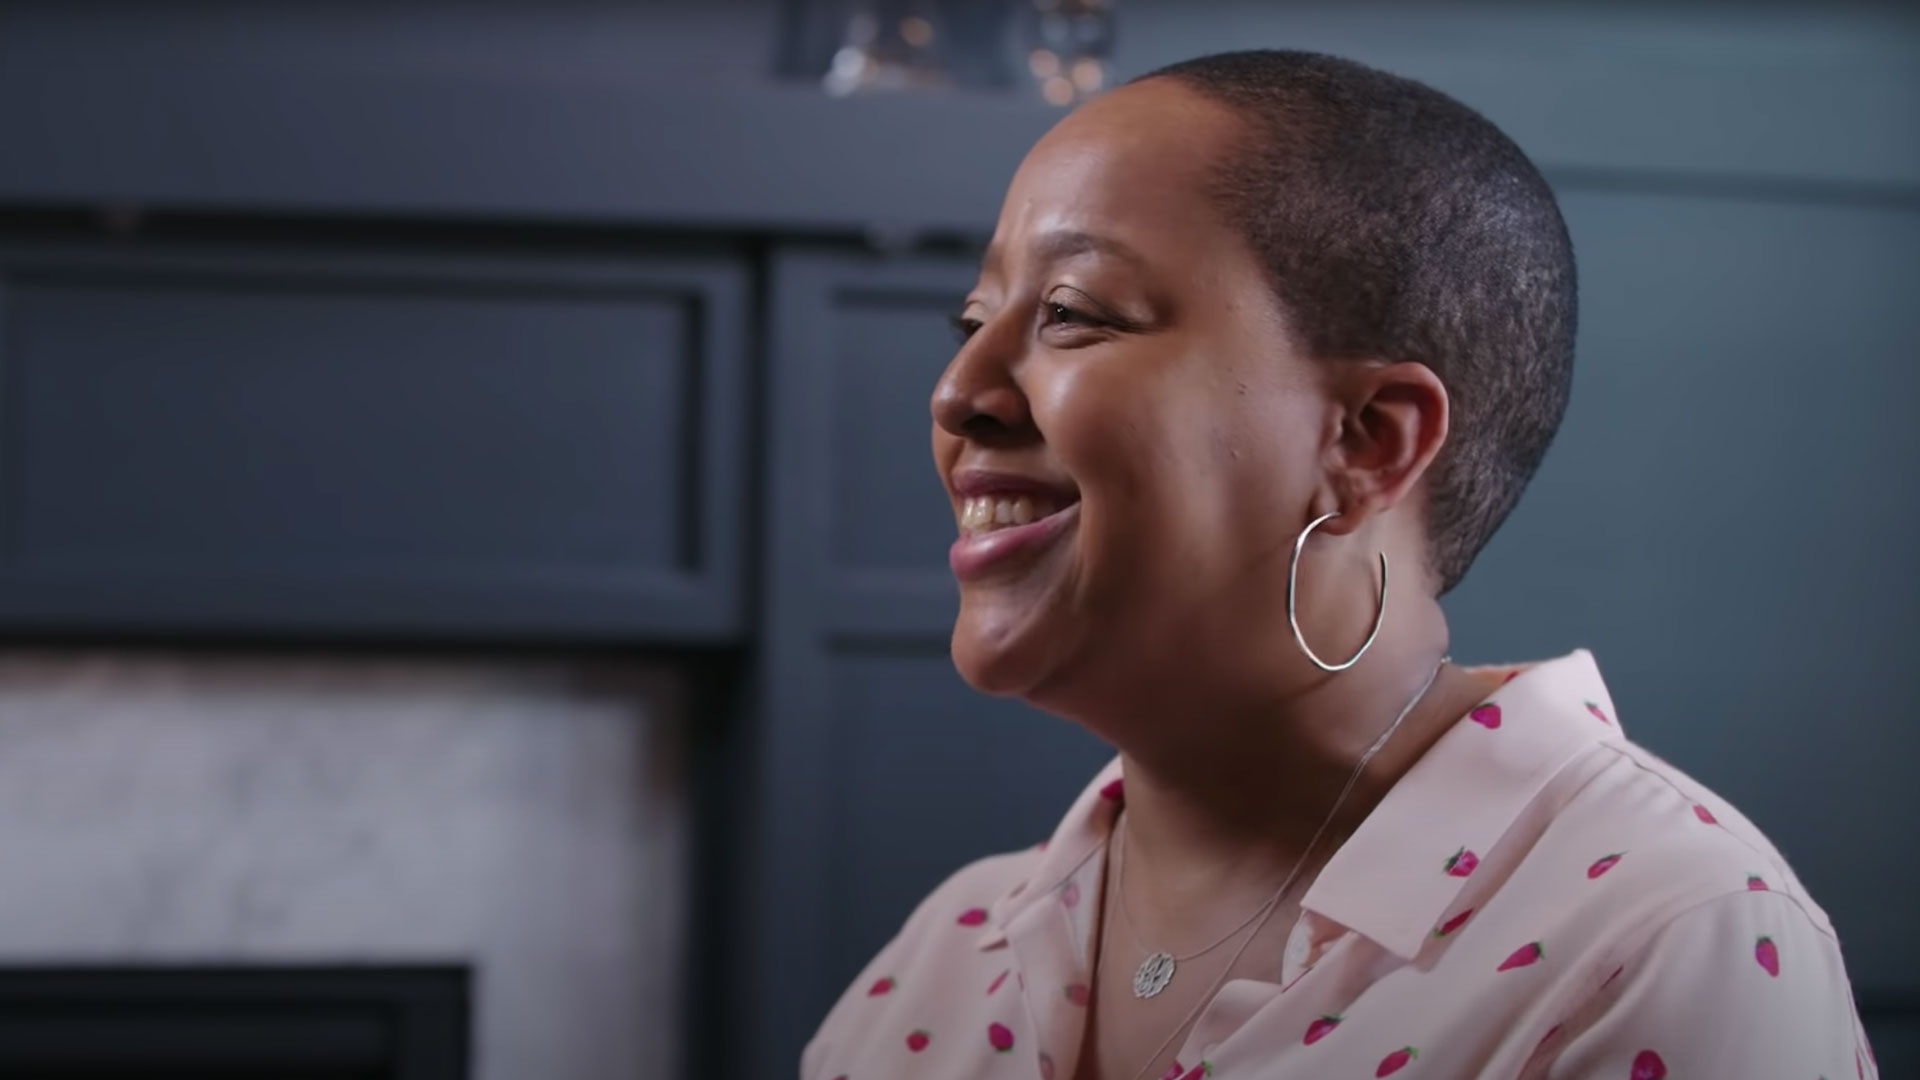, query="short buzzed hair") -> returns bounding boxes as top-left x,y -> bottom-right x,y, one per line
1140,50 -> 1577,593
